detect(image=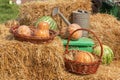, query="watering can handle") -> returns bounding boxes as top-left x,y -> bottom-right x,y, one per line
52,7 -> 71,26
58,11 -> 71,26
